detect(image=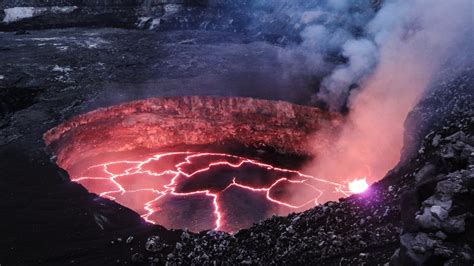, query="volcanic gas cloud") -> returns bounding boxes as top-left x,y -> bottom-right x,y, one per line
301,0 -> 471,188
44,96 -> 366,232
